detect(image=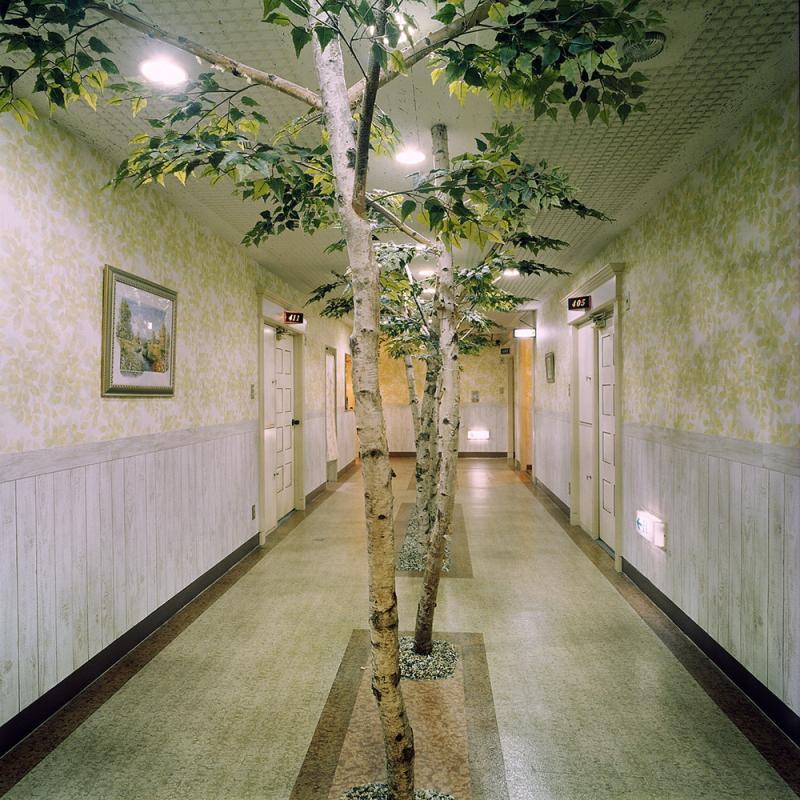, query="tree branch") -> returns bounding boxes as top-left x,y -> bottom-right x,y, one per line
348,0 -> 504,106
352,0 -> 389,216
86,2 -> 323,110
367,199 -> 440,251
